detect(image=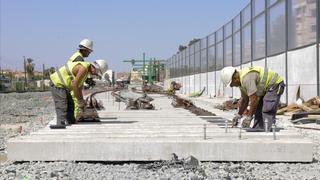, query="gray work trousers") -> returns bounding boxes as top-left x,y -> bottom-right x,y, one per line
253,82 -> 285,131
50,83 -> 75,125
